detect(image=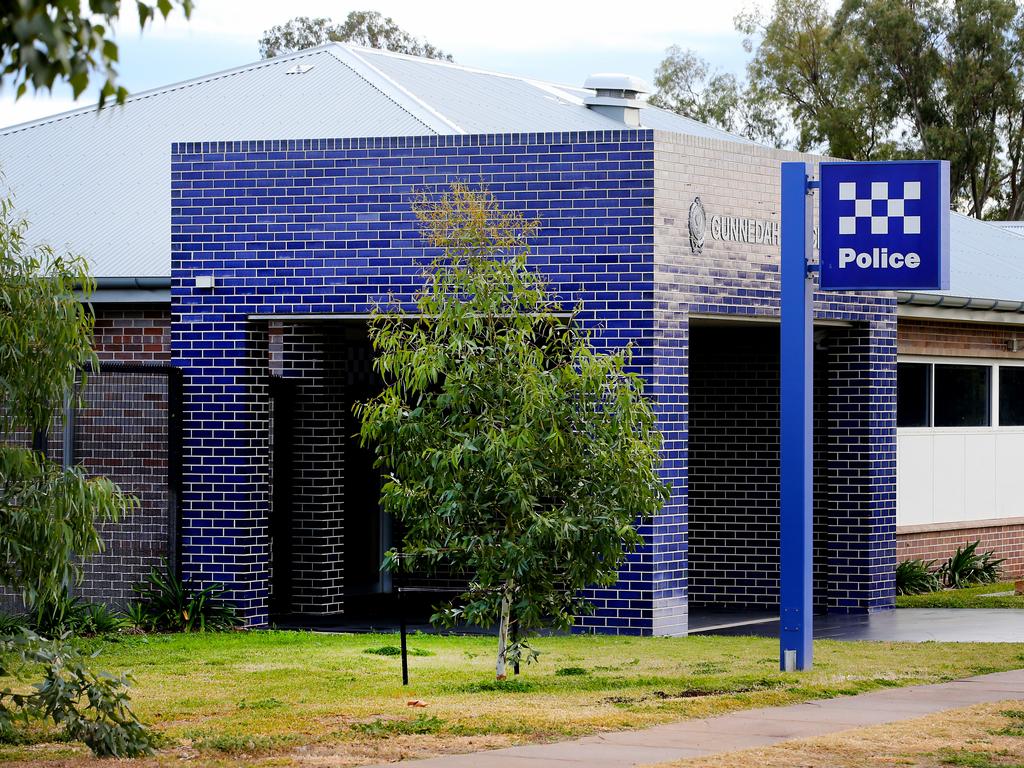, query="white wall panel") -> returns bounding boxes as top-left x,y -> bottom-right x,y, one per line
994,432 -> 1024,519
898,428 -> 1024,525
897,433 -> 934,526
932,434 -> 967,523
963,434 -> 997,519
